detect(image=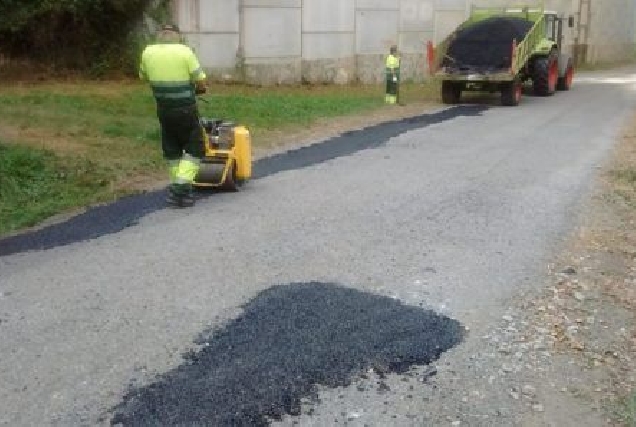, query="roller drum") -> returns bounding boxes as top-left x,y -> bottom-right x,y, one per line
195,160 -> 238,191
